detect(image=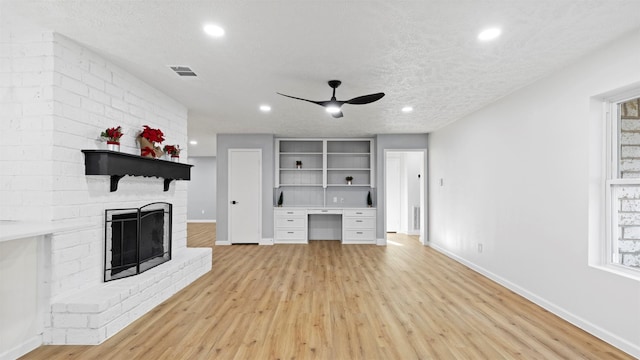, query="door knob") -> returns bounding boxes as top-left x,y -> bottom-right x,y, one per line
231,201 -> 238,204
